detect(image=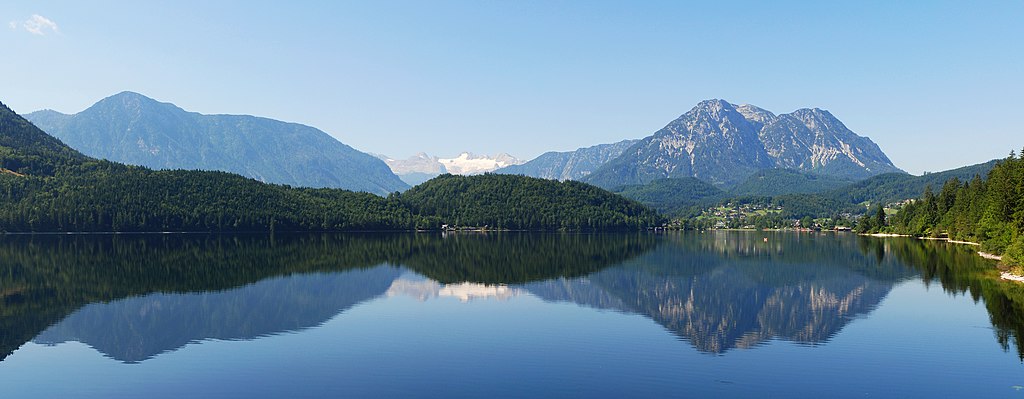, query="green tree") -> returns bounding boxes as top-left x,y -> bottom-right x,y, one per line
874,204 -> 887,231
